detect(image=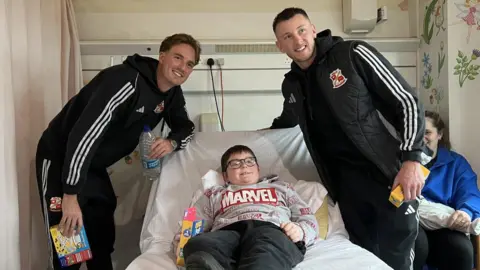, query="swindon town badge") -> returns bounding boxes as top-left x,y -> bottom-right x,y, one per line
49,197 -> 62,212
154,101 -> 165,113
329,68 -> 347,89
